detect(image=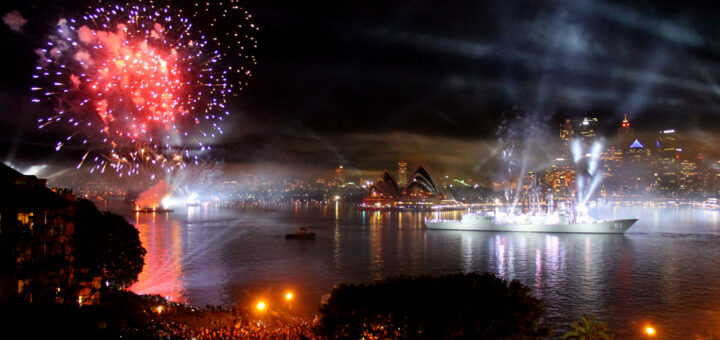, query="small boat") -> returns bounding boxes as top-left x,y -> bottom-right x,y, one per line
701,198 -> 719,210
133,207 -> 174,213
285,227 -> 315,240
